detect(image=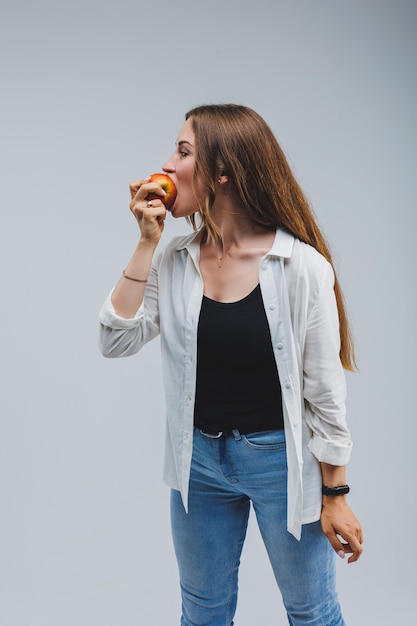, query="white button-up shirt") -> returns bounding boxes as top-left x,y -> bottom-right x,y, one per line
99,228 -> 352,539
